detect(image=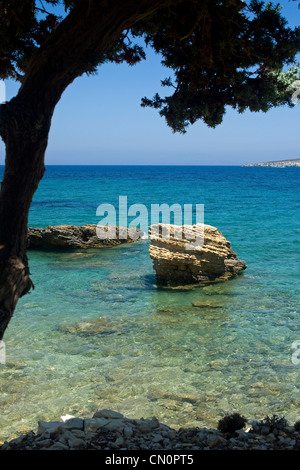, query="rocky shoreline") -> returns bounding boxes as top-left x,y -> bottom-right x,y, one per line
2,409 -> 300,451
242,158 -> 300,167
